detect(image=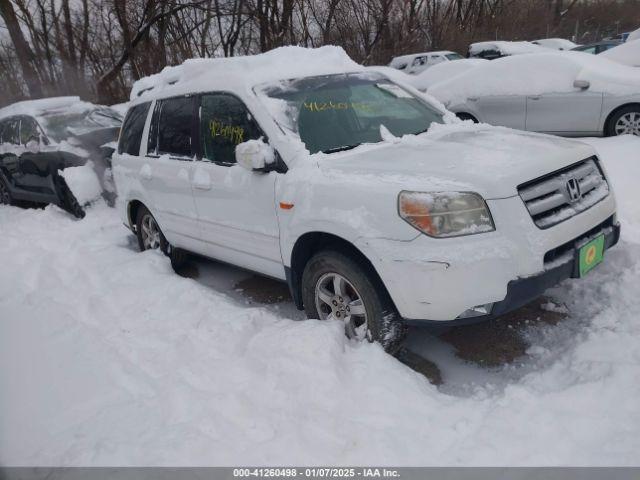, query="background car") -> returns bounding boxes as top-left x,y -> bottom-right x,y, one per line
403,58 -> 489,91
389,50 -> 464,74
427,51 -> 640,137
0,97 -> 122,217
467,41 -> 545,59
532,38 -> 579,50
571,40 -> 620,54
